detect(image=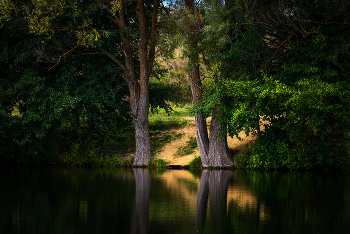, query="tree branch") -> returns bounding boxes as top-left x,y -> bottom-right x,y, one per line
102,3 -> 122,27
256,31 -> 295,75
100,49 -> 125,70
47,45 -> 79,71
